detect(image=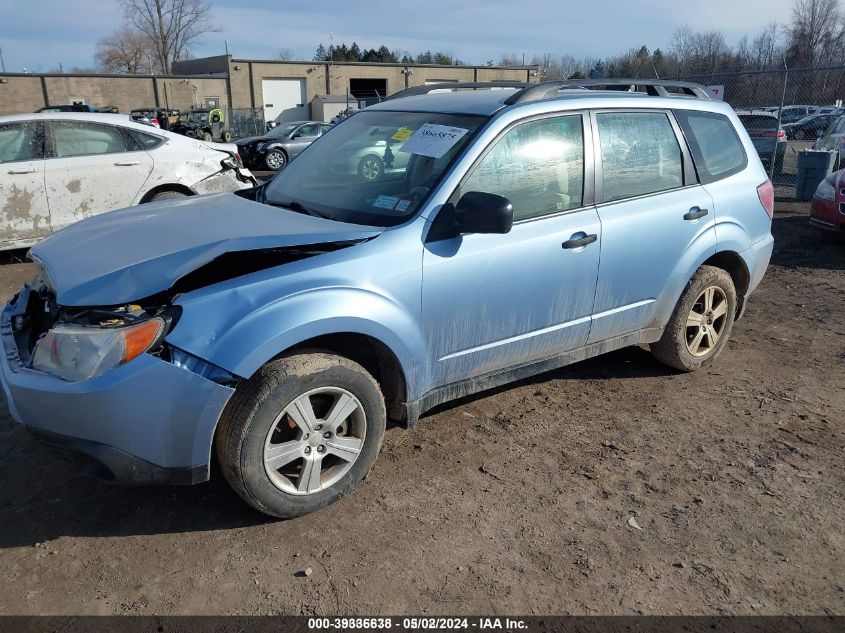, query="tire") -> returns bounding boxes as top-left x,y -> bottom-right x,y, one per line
202,131 -> 213,142
148,190 -> 188,202
651,266 -> 737,372
264,149 -> 287,171
216,352 -> 386,518
222,130 -> 233,143
794,129 -> 805,140
357,155 -> 383,181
